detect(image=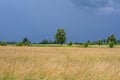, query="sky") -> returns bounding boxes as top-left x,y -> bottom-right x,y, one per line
0,0 -> 120,42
